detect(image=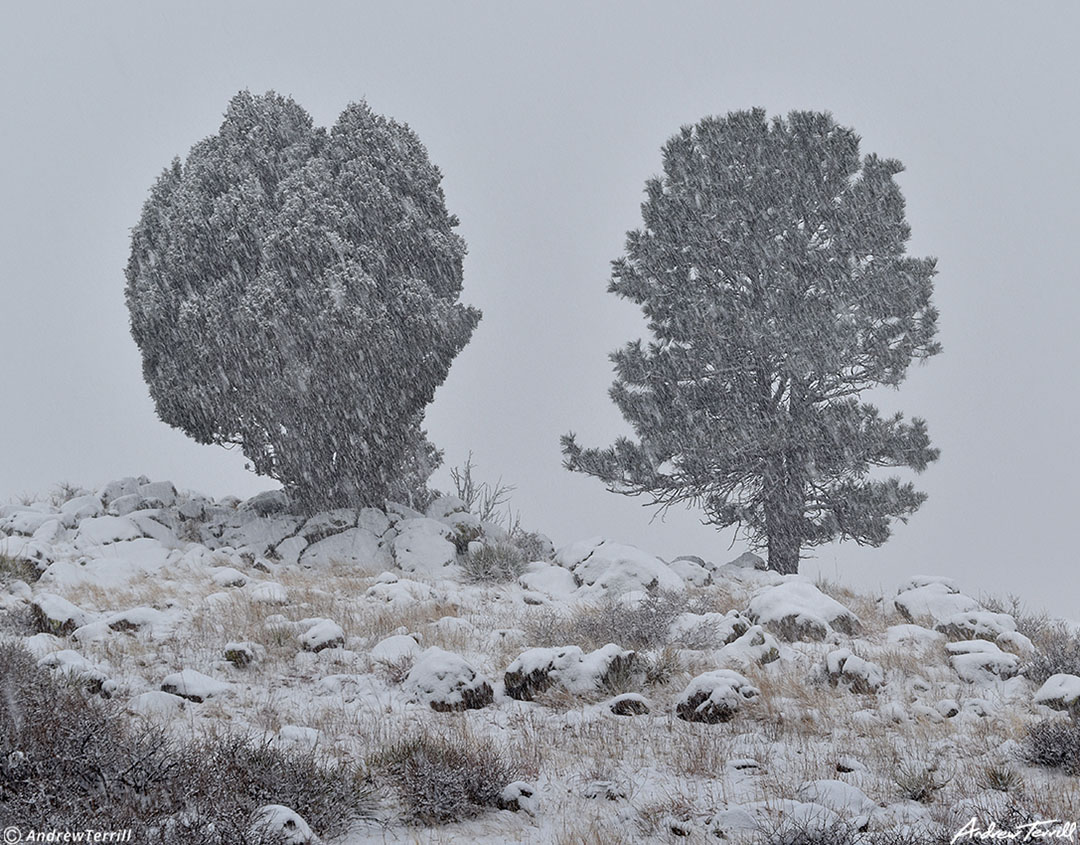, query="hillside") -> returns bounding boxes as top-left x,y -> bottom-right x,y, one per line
1,478 -> 1078,844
